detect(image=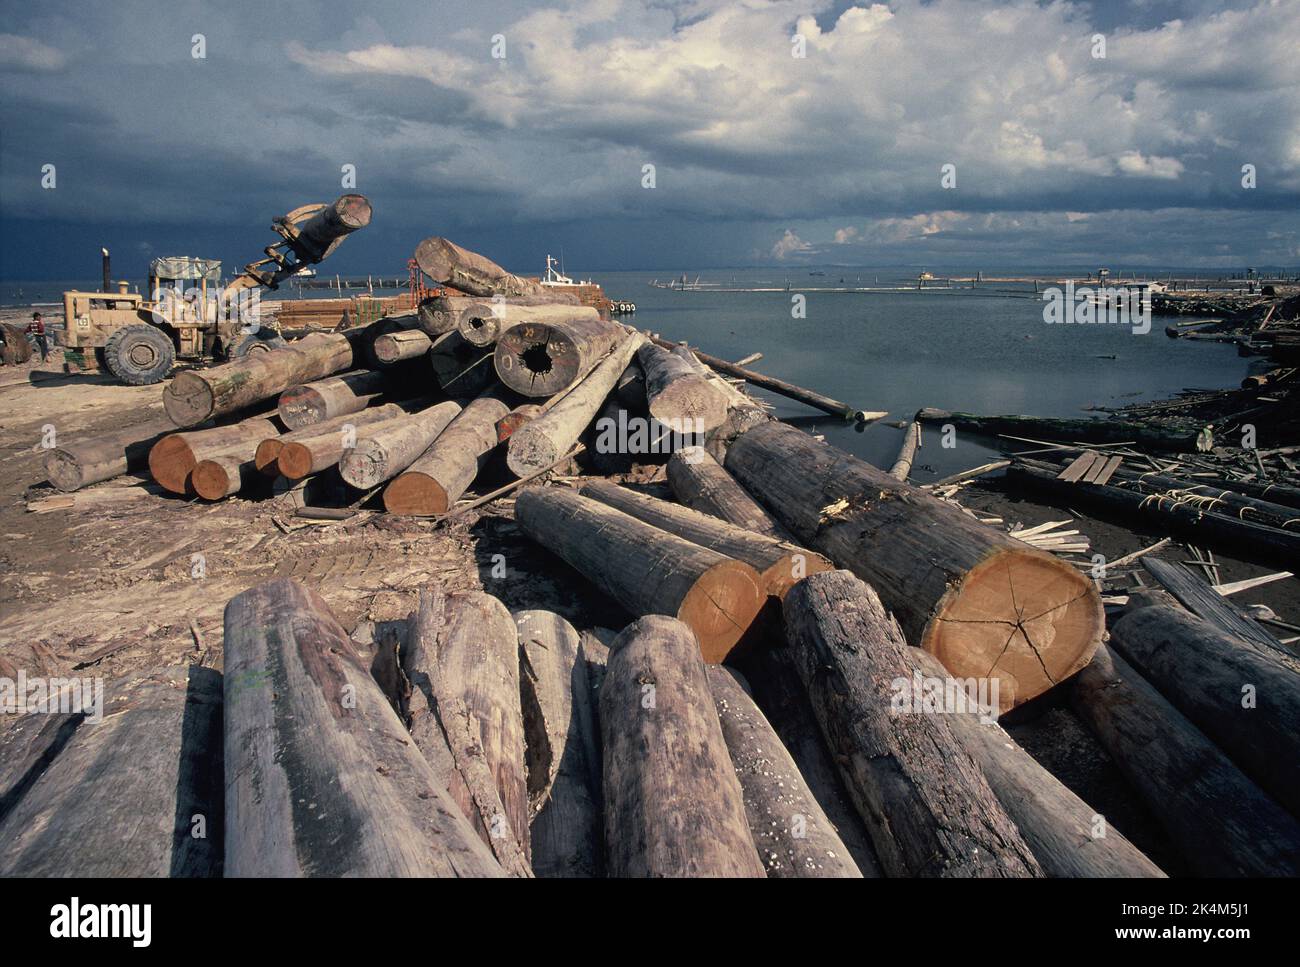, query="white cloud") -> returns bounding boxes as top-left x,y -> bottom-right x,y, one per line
0,33 -> 65,71
771,228 -> 812,260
